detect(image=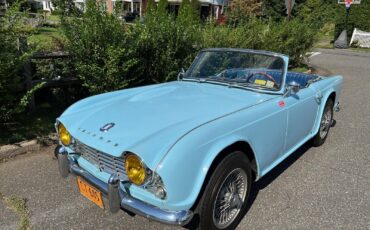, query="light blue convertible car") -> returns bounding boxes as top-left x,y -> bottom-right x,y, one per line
56,49 -> 342,230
